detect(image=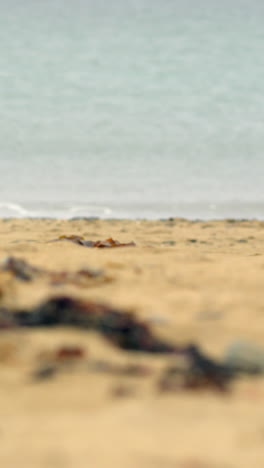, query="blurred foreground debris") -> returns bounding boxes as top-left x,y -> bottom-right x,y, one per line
0,296 -> 175,353
0,256 -> 107,286
223,340 -> 264,374
1,295 -> 264,392
159,345 -> 234,392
